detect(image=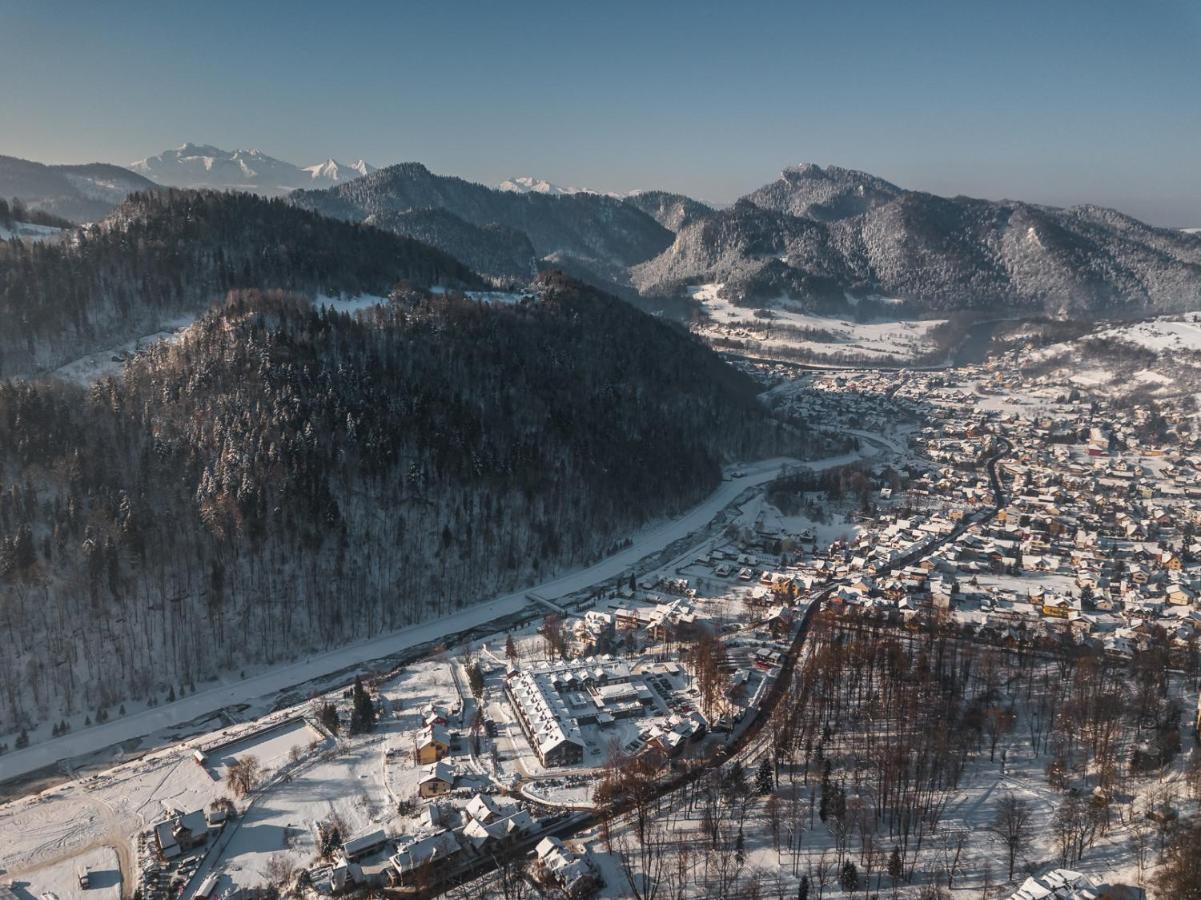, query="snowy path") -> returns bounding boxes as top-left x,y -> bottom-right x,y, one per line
0,454 -> 856,784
